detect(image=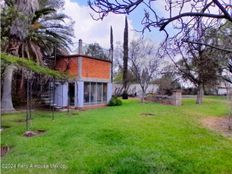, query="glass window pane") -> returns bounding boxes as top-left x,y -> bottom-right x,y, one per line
97,83 -> 103,103
103,83 -> 107,102
84,82 -> 90,103
91,82 -> 97,103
